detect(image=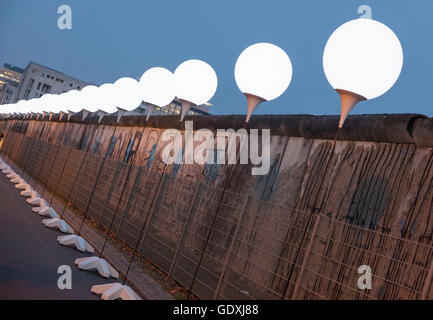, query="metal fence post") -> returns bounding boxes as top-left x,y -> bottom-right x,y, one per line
290,213 -> 321,300
213,194 -> 249,300
168,181 -> 202,280
421,258 -> 433,299
137,171 -> 167,254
